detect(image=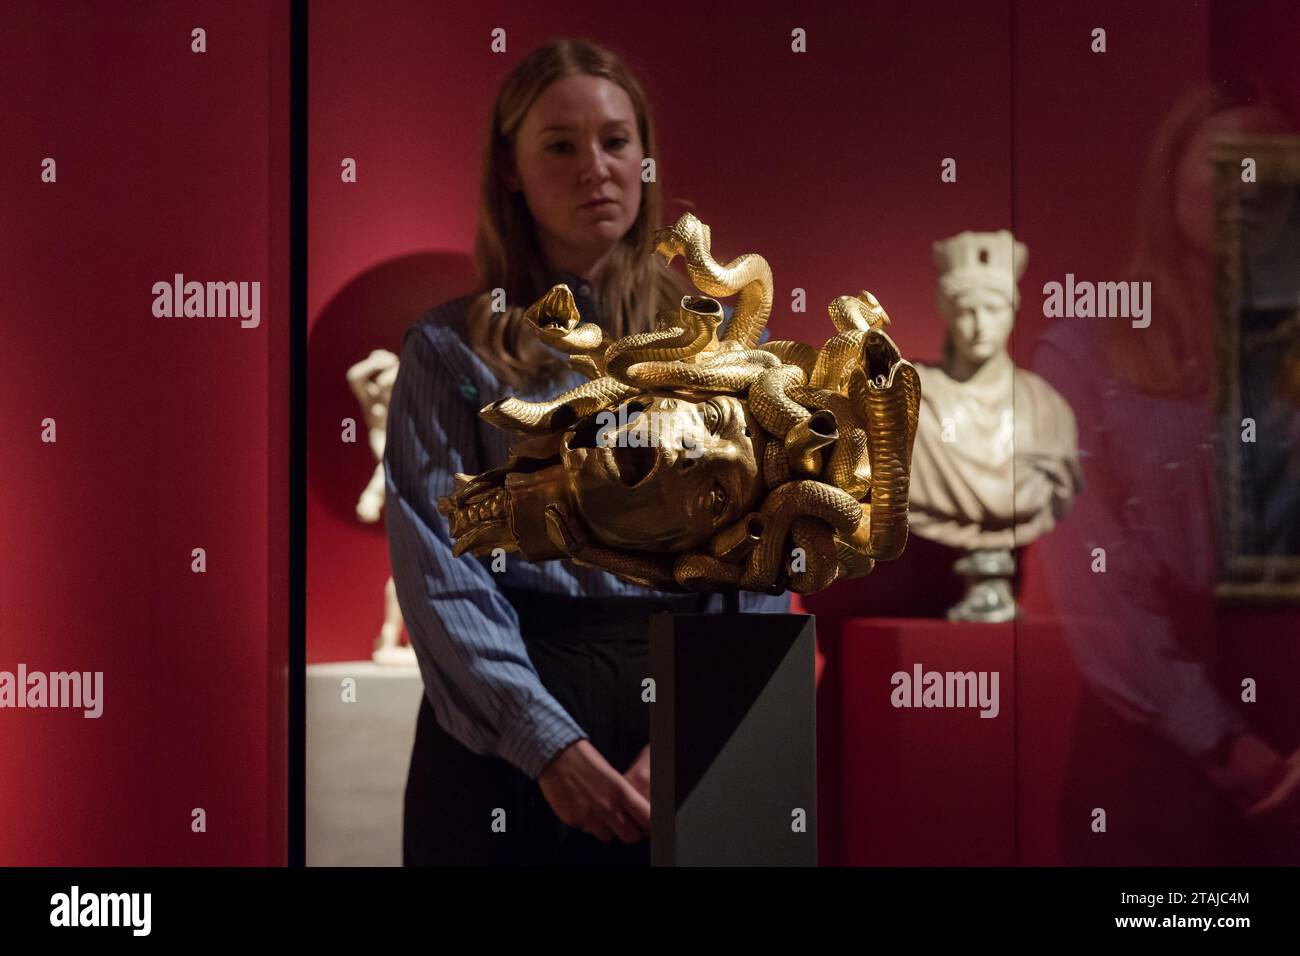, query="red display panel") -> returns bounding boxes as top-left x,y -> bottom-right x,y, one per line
0,2 -> 290,866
